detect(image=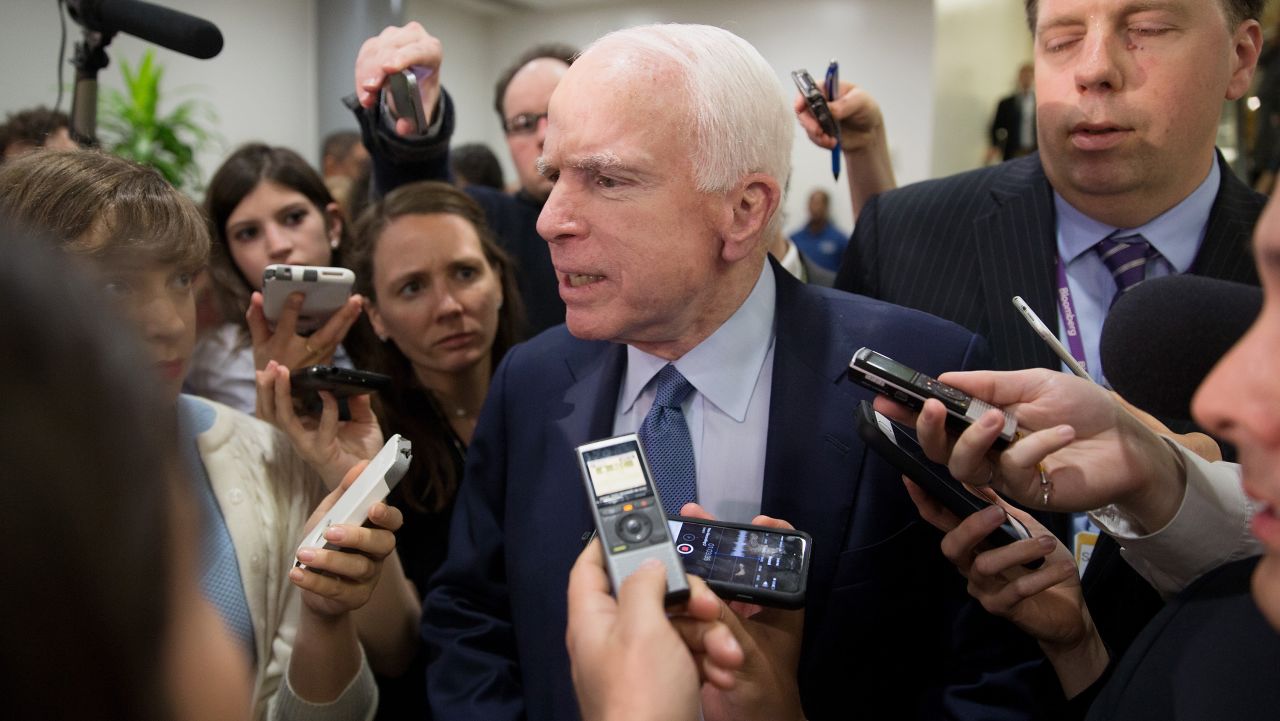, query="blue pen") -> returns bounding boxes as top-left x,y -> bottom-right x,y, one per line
825,59 -> 840,180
